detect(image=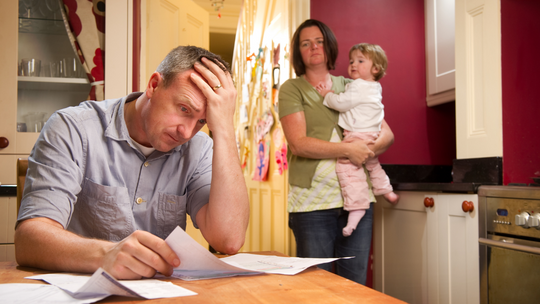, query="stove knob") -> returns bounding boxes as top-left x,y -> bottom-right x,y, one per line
528,214 -> 540,229
515,212 -> 530,228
